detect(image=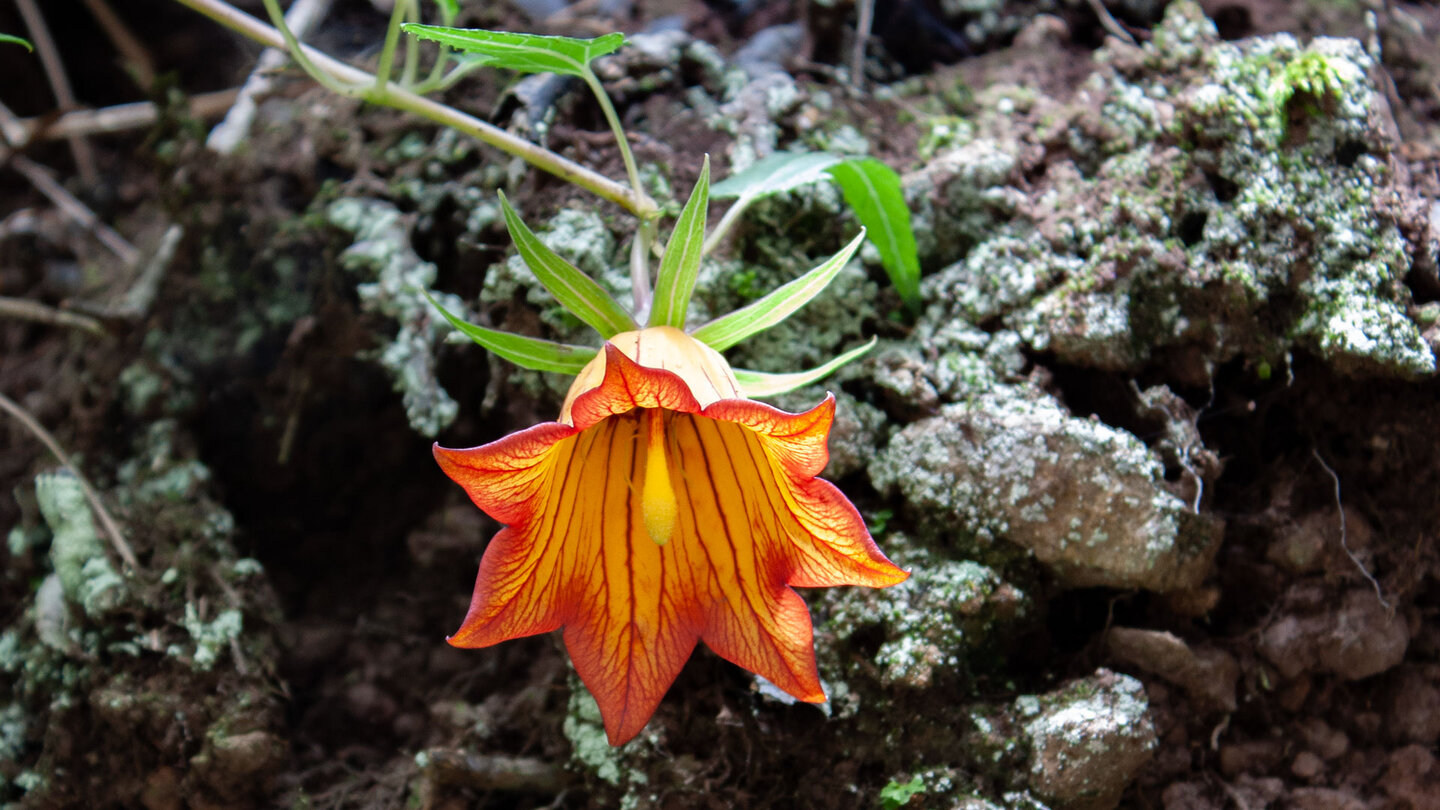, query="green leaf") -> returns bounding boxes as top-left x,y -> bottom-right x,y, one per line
498,191 -> 637,338
649,156 -> 710,328
0,34 -> 33,52
400,25 -> 624,77
710,151 -> 839,200
430,0 -> 459,24
826,158 -> 921,312
733,337 -> 876,398
692,229 -> 865,351
424,290 -> 594,373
